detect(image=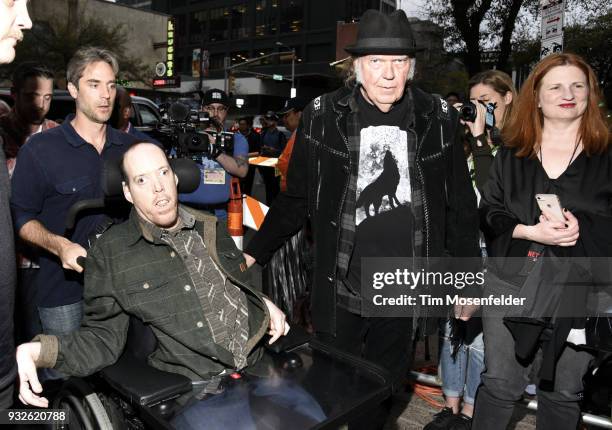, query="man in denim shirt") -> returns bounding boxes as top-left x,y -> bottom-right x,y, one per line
10,47 -> 137,351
